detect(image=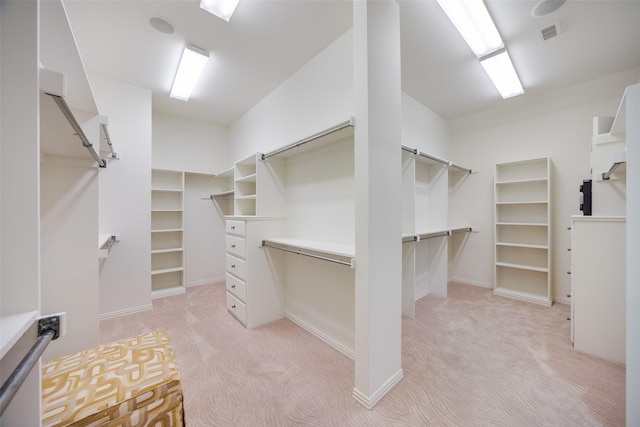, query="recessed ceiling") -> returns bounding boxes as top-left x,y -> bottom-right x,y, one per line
64,0 -> 640,126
